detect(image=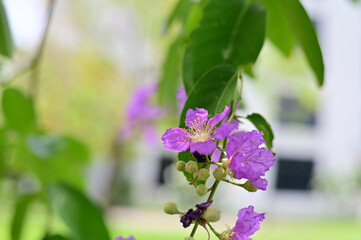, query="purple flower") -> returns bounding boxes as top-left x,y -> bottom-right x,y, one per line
120,84 -> 164,143
177,87 -> 187,114
114,236 -> 136,240
226,131 -> 275,190
161,106 -> 237,155
229,206 -> 265,240
180,200 -> 213,228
